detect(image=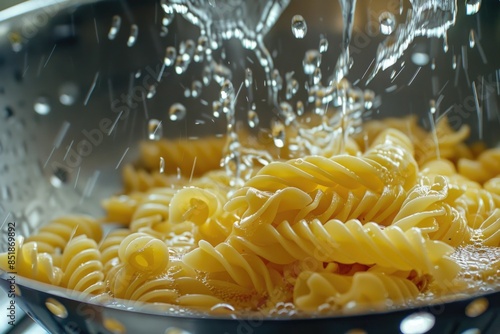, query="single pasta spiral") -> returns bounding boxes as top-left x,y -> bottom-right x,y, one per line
0,237 -> 62,285
226,129 -> 418,236
60,235 -> 105,295
25,215 -> 102,254
230,218 -> 459,287
183,240 -> 282,300
117,233 -> 170,275
294,271 -> 420,311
